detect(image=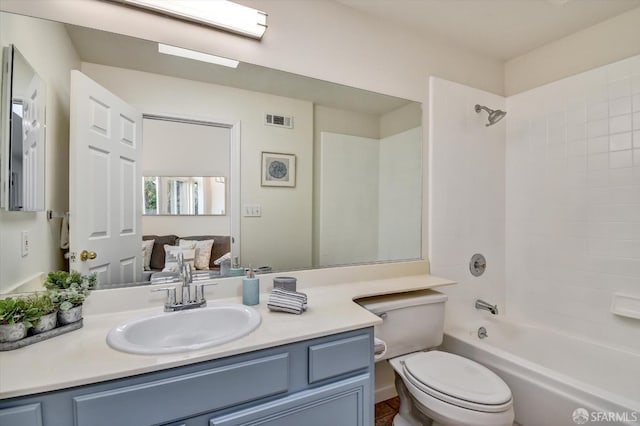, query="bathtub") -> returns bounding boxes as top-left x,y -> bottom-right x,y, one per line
442,318 -> 640,426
